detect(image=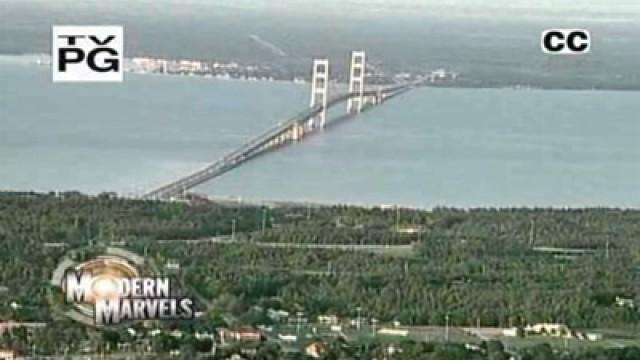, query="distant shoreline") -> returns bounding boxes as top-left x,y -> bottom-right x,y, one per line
0,53 -> 309,86
1,190 -> 636,212
5,52 -> 639,91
